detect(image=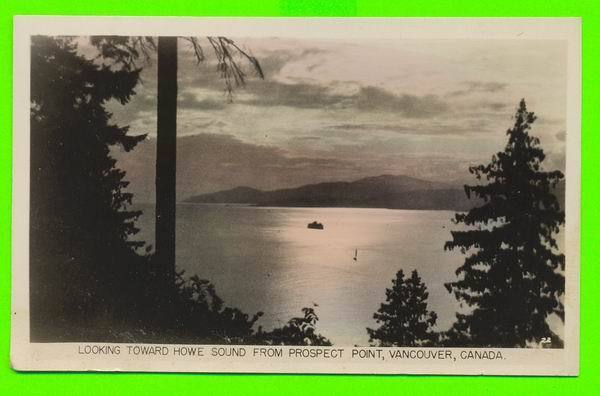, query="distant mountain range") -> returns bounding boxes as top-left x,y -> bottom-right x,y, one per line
184,174 -> 477,211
